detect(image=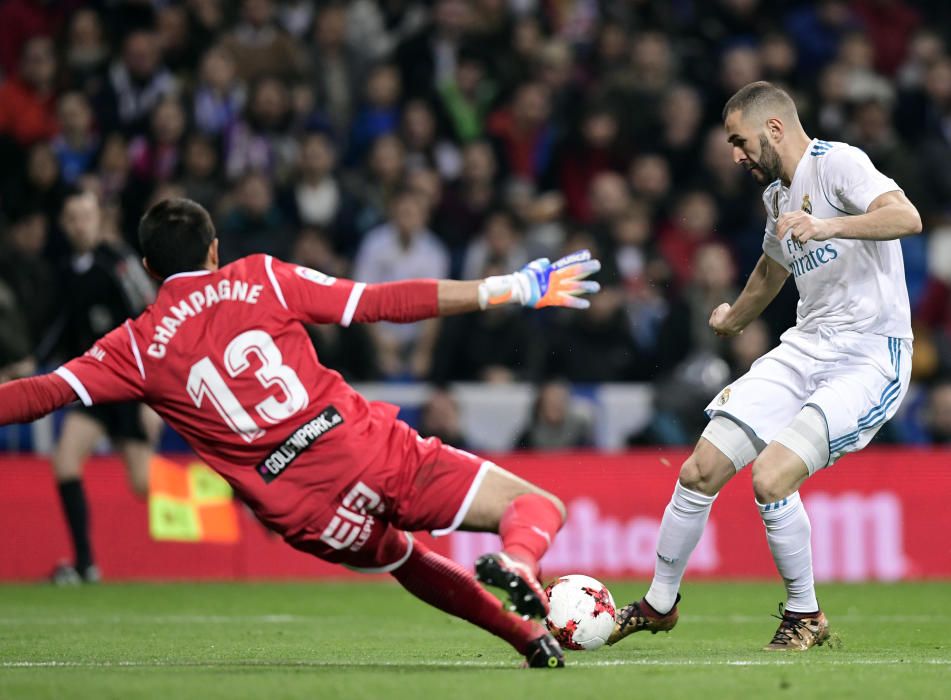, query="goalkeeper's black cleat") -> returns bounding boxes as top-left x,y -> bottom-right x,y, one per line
475,552 -> 549,618
523,633 -> 565,669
